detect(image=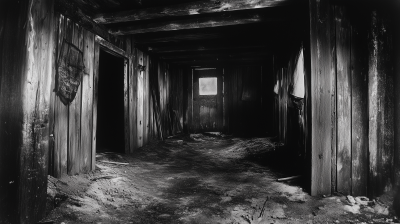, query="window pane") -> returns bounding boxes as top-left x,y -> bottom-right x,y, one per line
199,77 -> 217,95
